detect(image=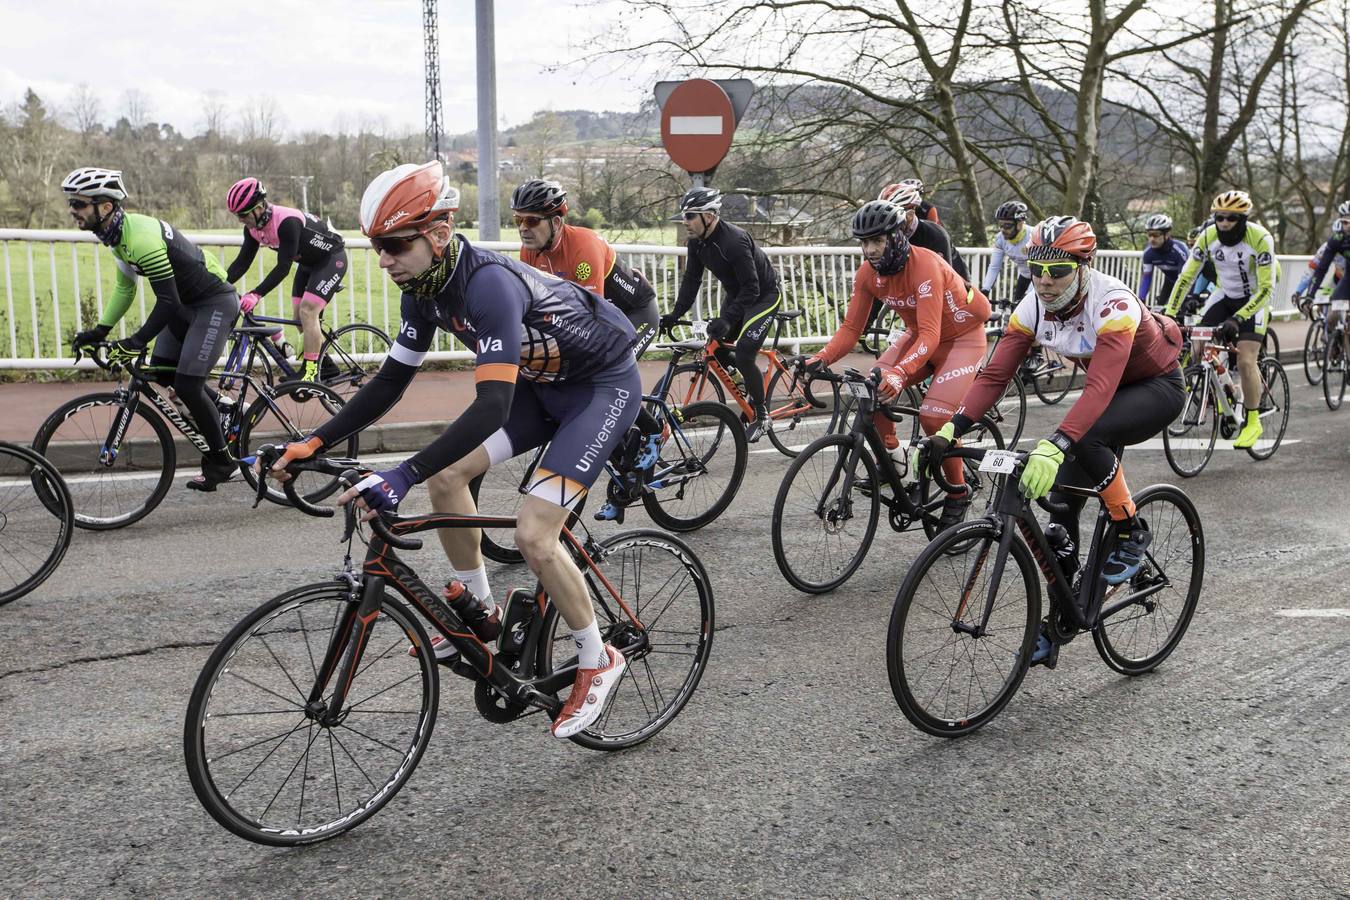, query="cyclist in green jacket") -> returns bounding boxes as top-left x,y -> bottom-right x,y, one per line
64,167 -> 241,489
